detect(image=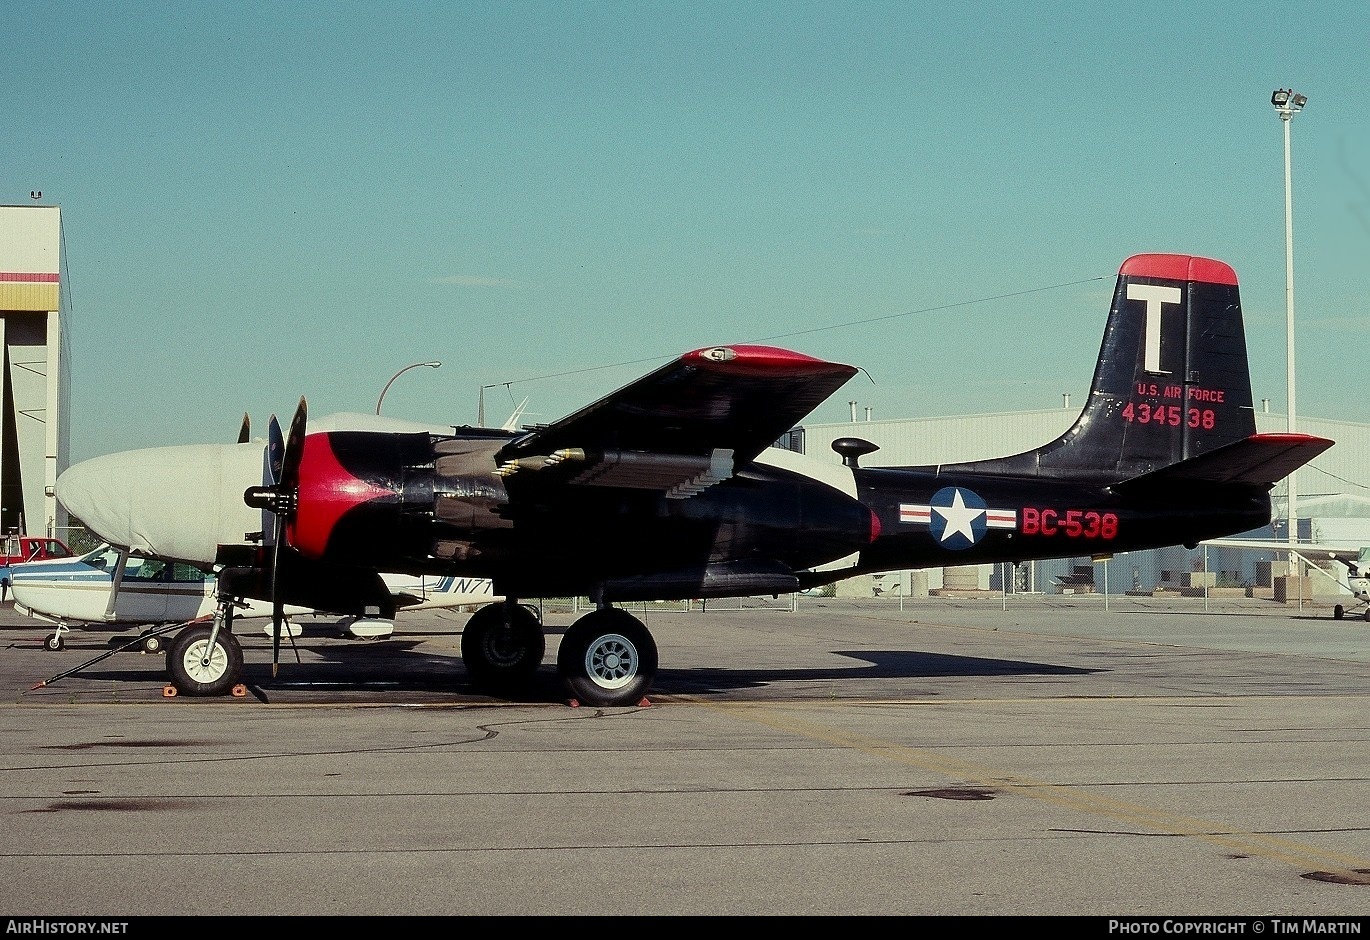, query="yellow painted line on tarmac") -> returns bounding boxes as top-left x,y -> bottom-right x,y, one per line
682,697 -> 1370,885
